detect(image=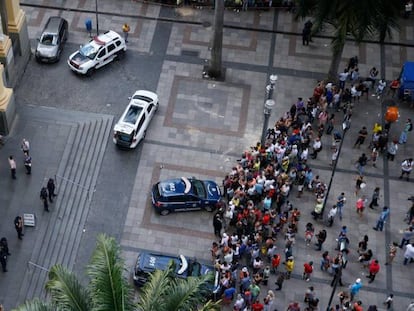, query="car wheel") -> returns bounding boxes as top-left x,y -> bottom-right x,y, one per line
204,206 -> 213,212
160,209 -> 170,216
117,50 -> 125,60
86,67 -> 95,76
